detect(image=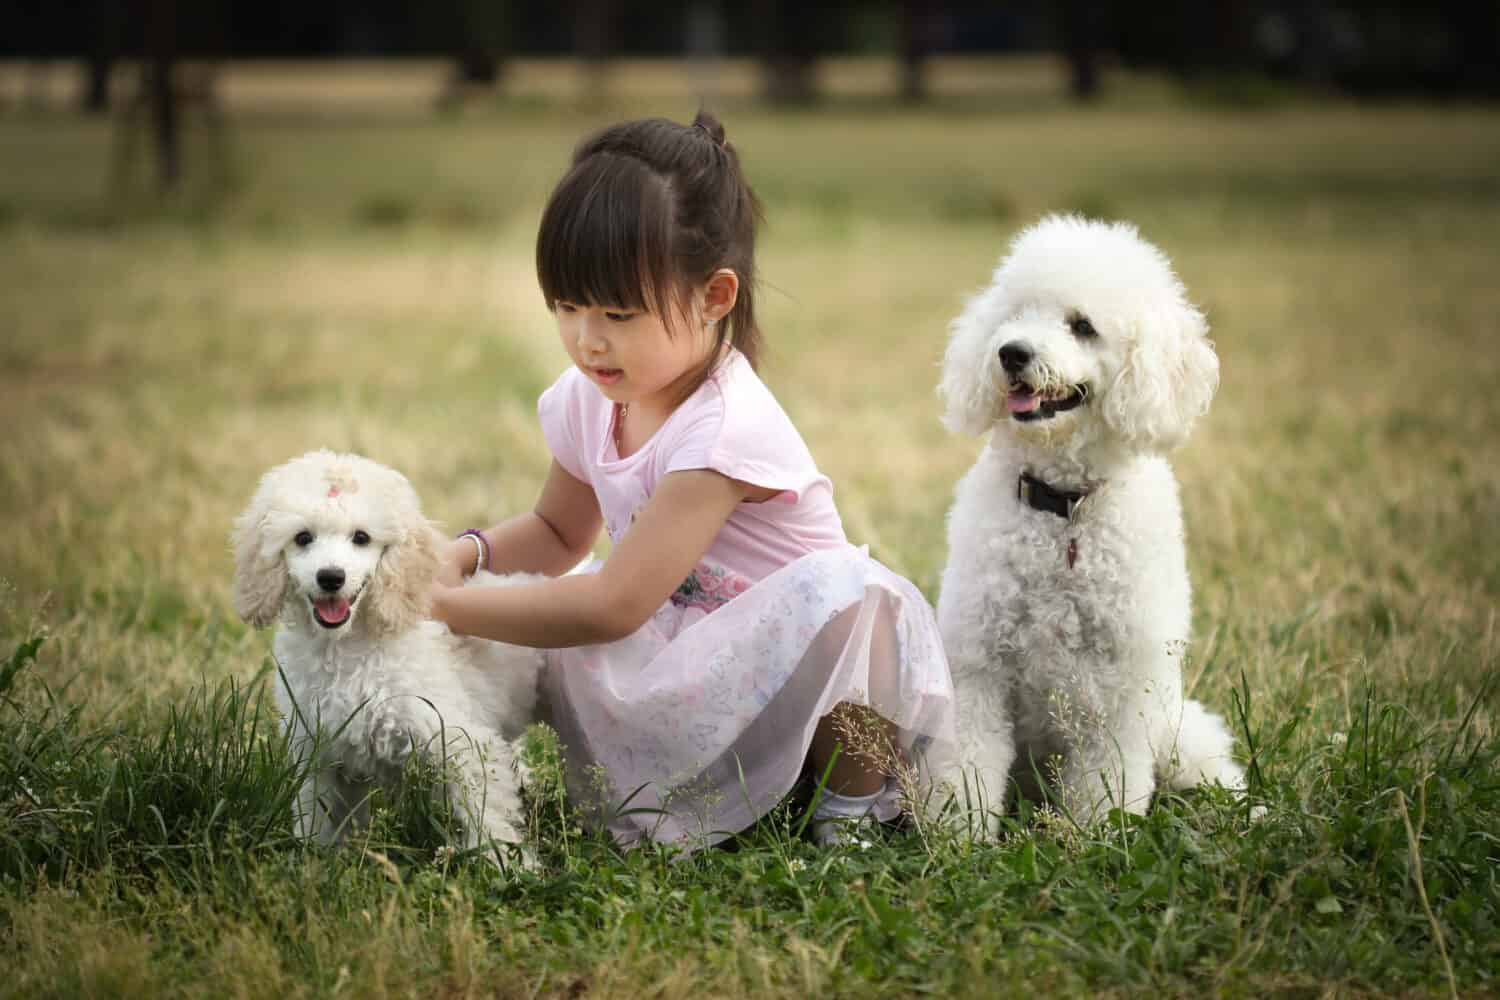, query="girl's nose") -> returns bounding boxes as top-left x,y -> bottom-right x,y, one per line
577,318 -> 607,354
